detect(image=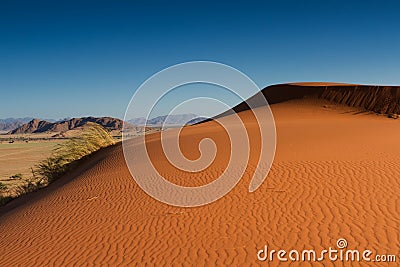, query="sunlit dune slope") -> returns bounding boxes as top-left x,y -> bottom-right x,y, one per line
1,87 -> 400,266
